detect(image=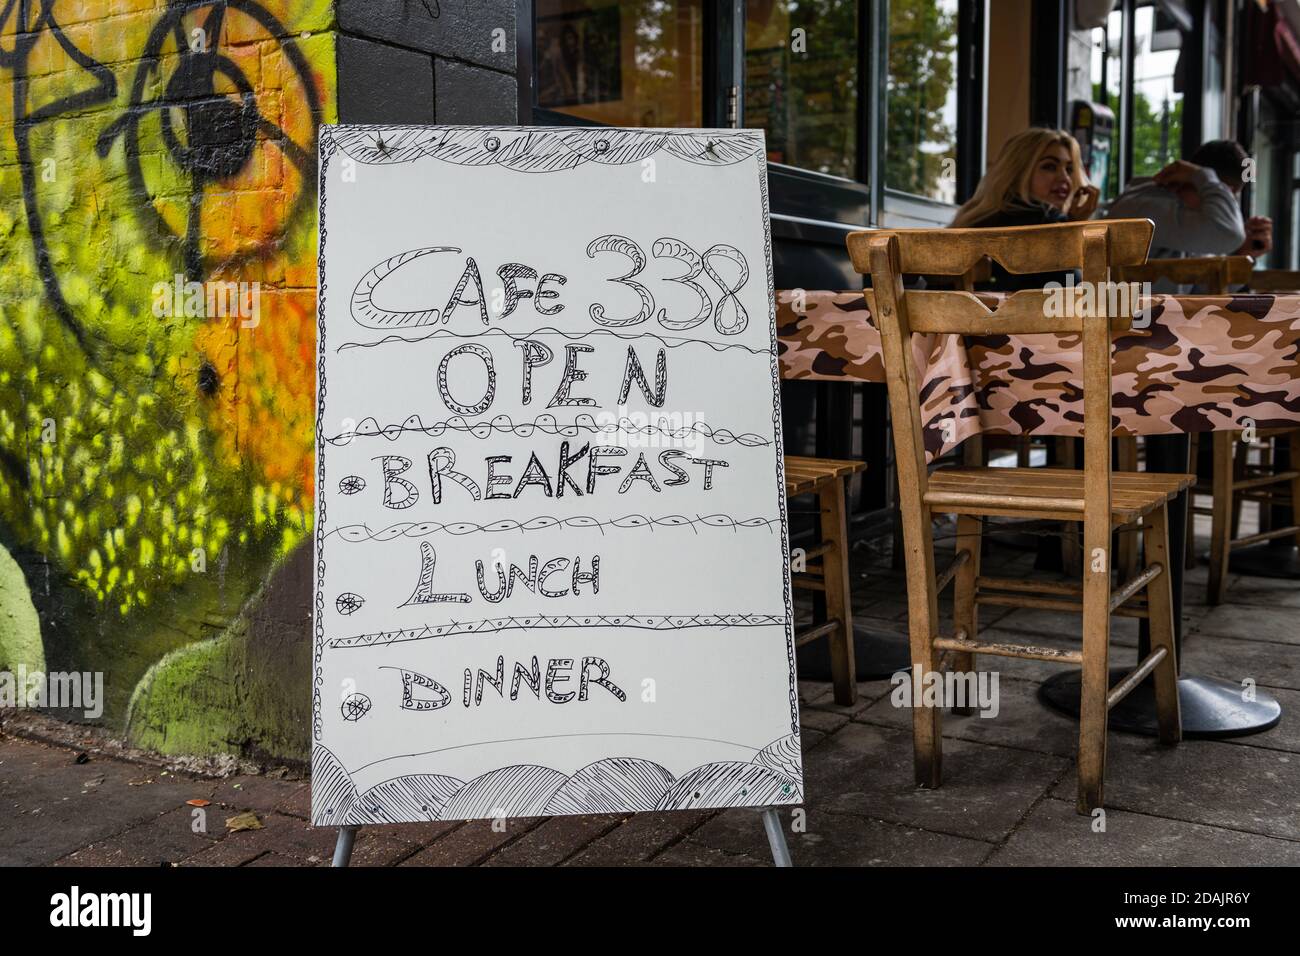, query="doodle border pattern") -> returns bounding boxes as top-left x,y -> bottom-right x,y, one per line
328,612 -> 791,648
